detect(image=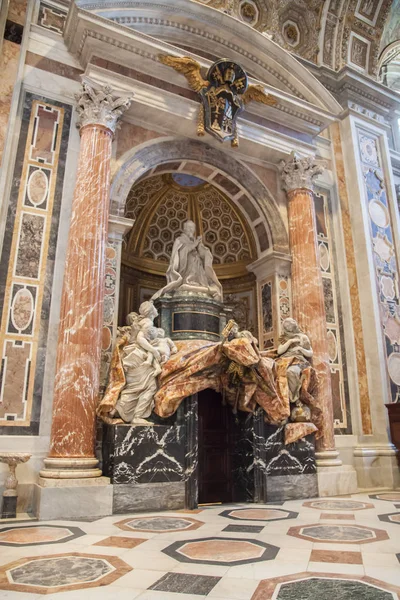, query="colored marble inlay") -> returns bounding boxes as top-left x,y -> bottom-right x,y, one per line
320,513 -> 356,520
0,97 -> 69,431
378,513 -> 400,525
252,573 -> 400,600
288,523 -> 389,544
0,525 -> 85,546
358,131 -> 400,403
370,493 -> 400,502
37,1 -> 67,34
314,190 -> 350,431
163,537 -> 279,566
310,549 -> 363,564
274,578 -> 393,600
330,123 -> 371,434
220,508 -> 298,522
115,516 -> 203,533
304,500 -> 373,511
0,552 -> 132,594
150,572 -> 220,595
93,536 -> 146,549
